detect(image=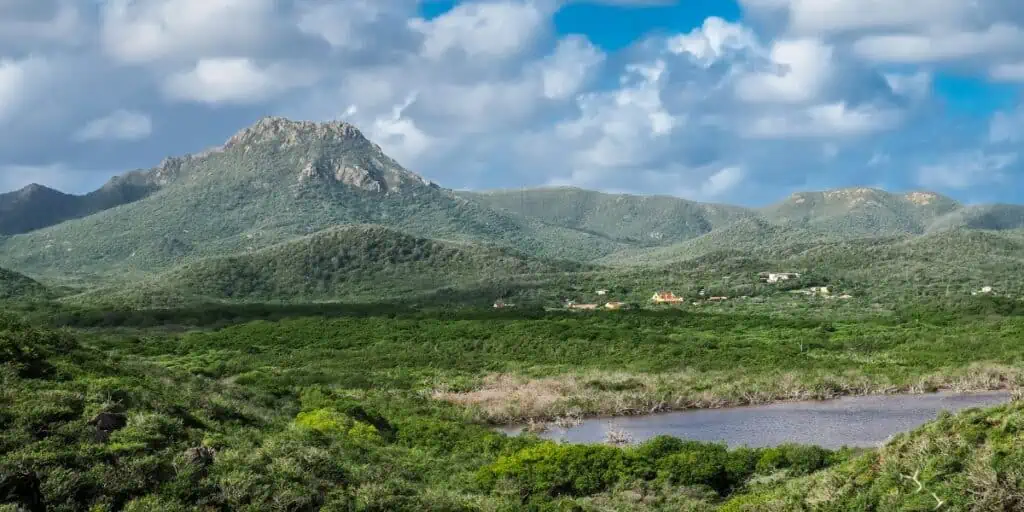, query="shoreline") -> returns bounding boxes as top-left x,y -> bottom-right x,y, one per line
433,366 -> 1023,425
